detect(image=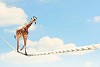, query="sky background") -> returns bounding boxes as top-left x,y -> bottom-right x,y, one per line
0,0 -> 100,67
